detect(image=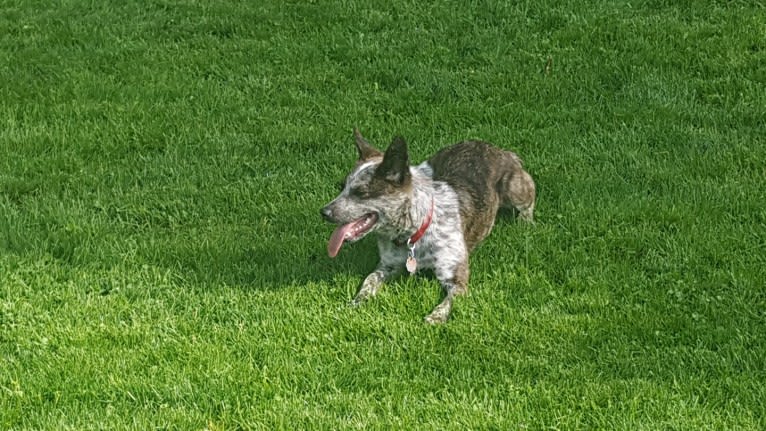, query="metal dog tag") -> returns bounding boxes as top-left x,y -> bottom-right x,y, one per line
406,244 -> 417,274
406,256 -> 417,274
